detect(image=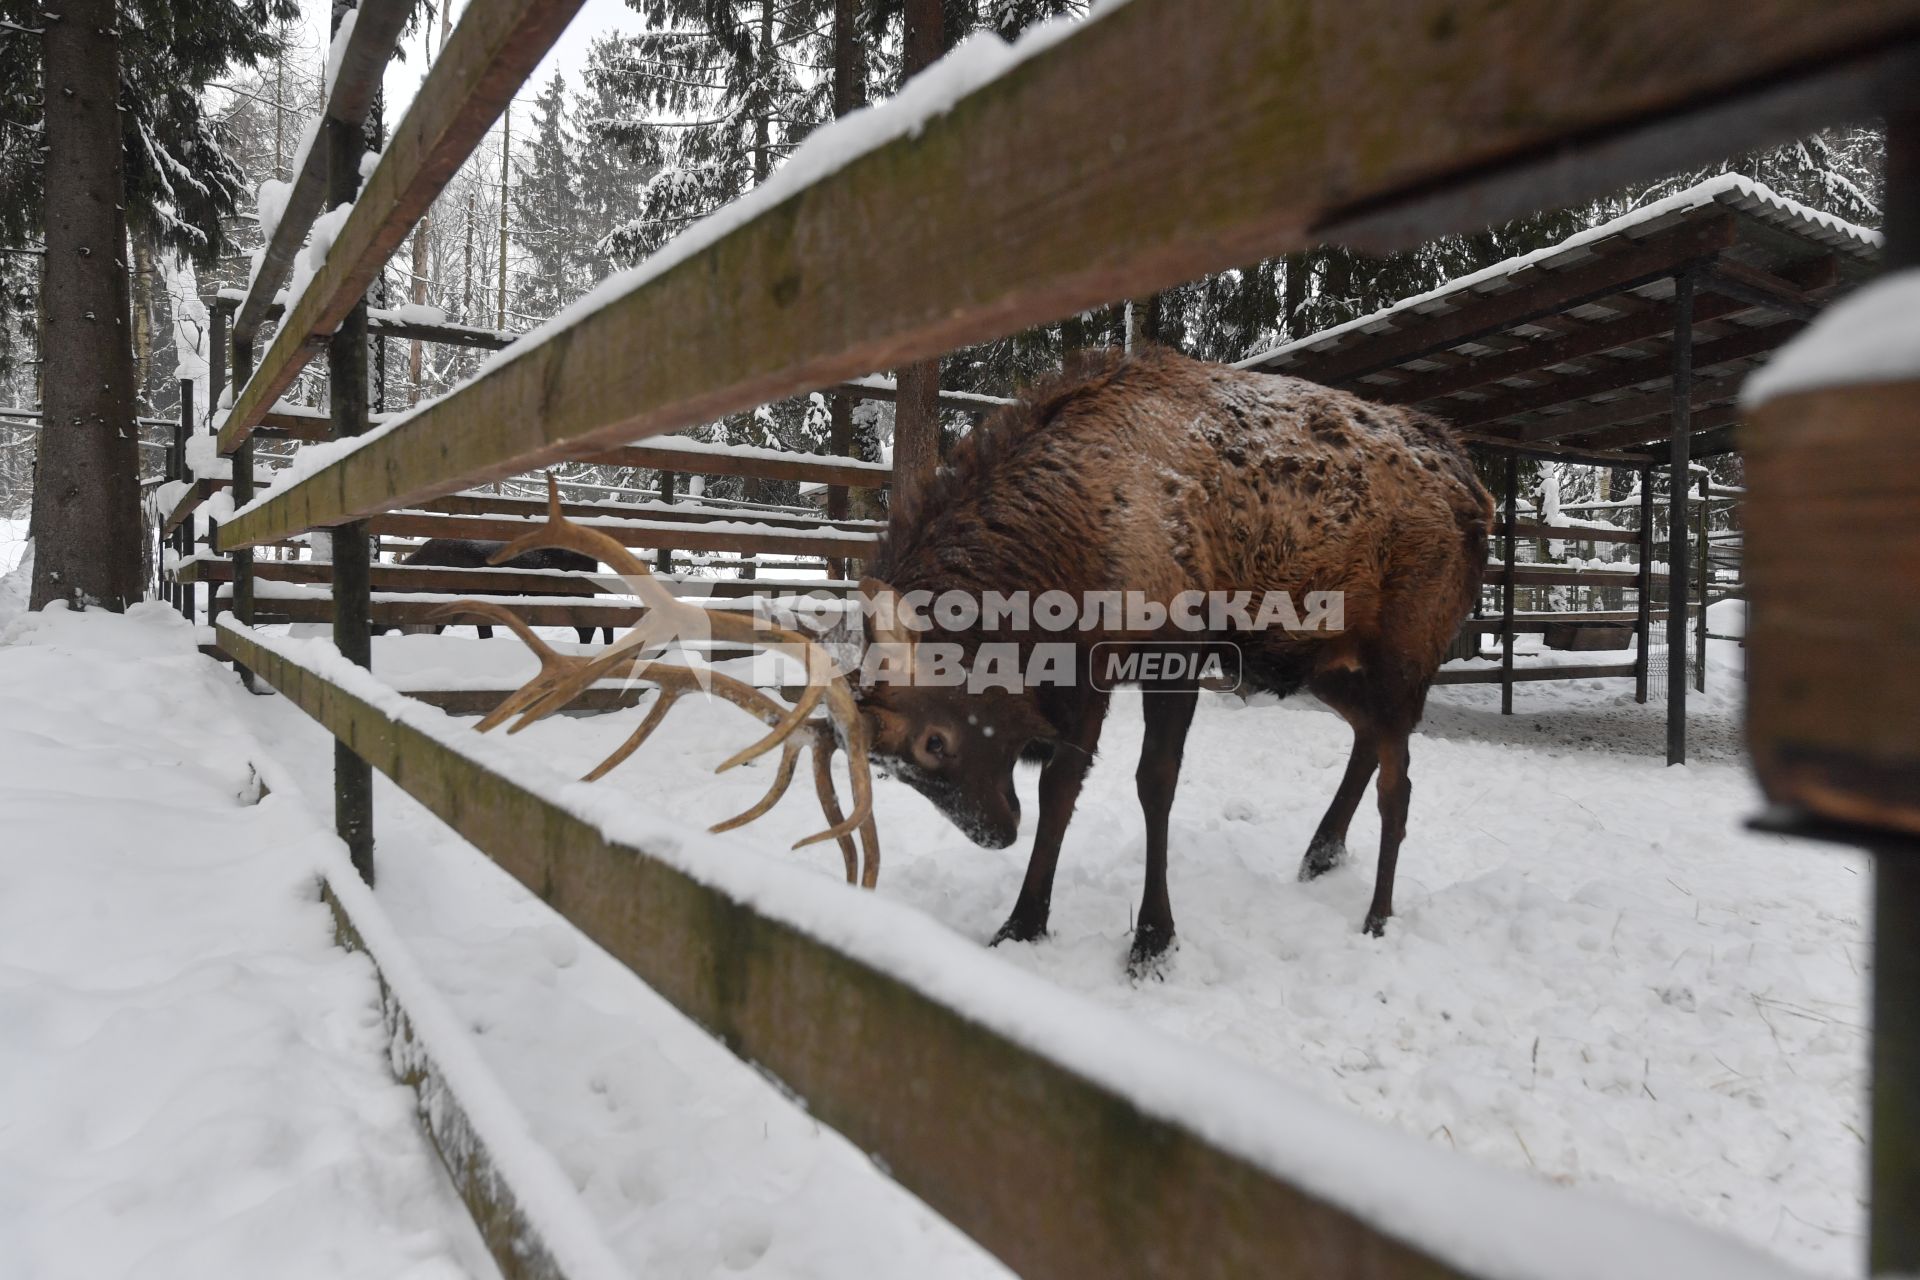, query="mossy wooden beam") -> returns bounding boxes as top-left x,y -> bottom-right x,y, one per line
231,0 -> 414,347
217,619 -> 1475,1280
359,509 -> 878,559
317,875 -> 627,1280
216,0 -> 1920,549
219,0 -> 585,456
